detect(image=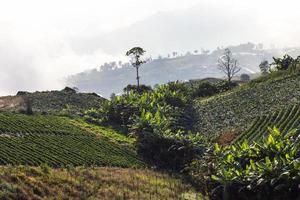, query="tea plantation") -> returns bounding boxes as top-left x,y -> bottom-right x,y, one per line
235,104 -> 300,143
0,113 -> 144,167
194,72 -> 300,137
